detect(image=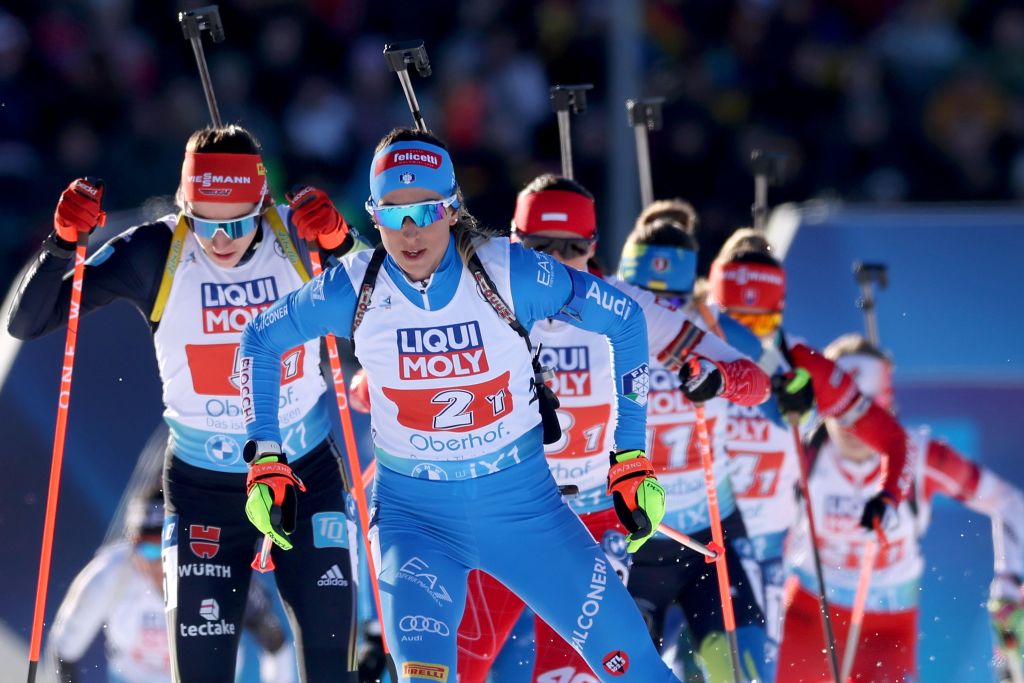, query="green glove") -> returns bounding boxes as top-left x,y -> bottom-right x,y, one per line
245,454 -> 307,550
990,575 -> 1024,649
606,449 -> 667,553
